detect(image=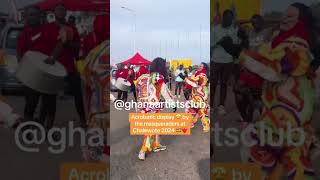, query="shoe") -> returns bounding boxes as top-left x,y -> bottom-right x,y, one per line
138,151 -> 146,160
190,123 -> 195,128
178,95 -> 181,98
203,126 -> 209,133
153,144 -> 167,152
217,105 -> 226,116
